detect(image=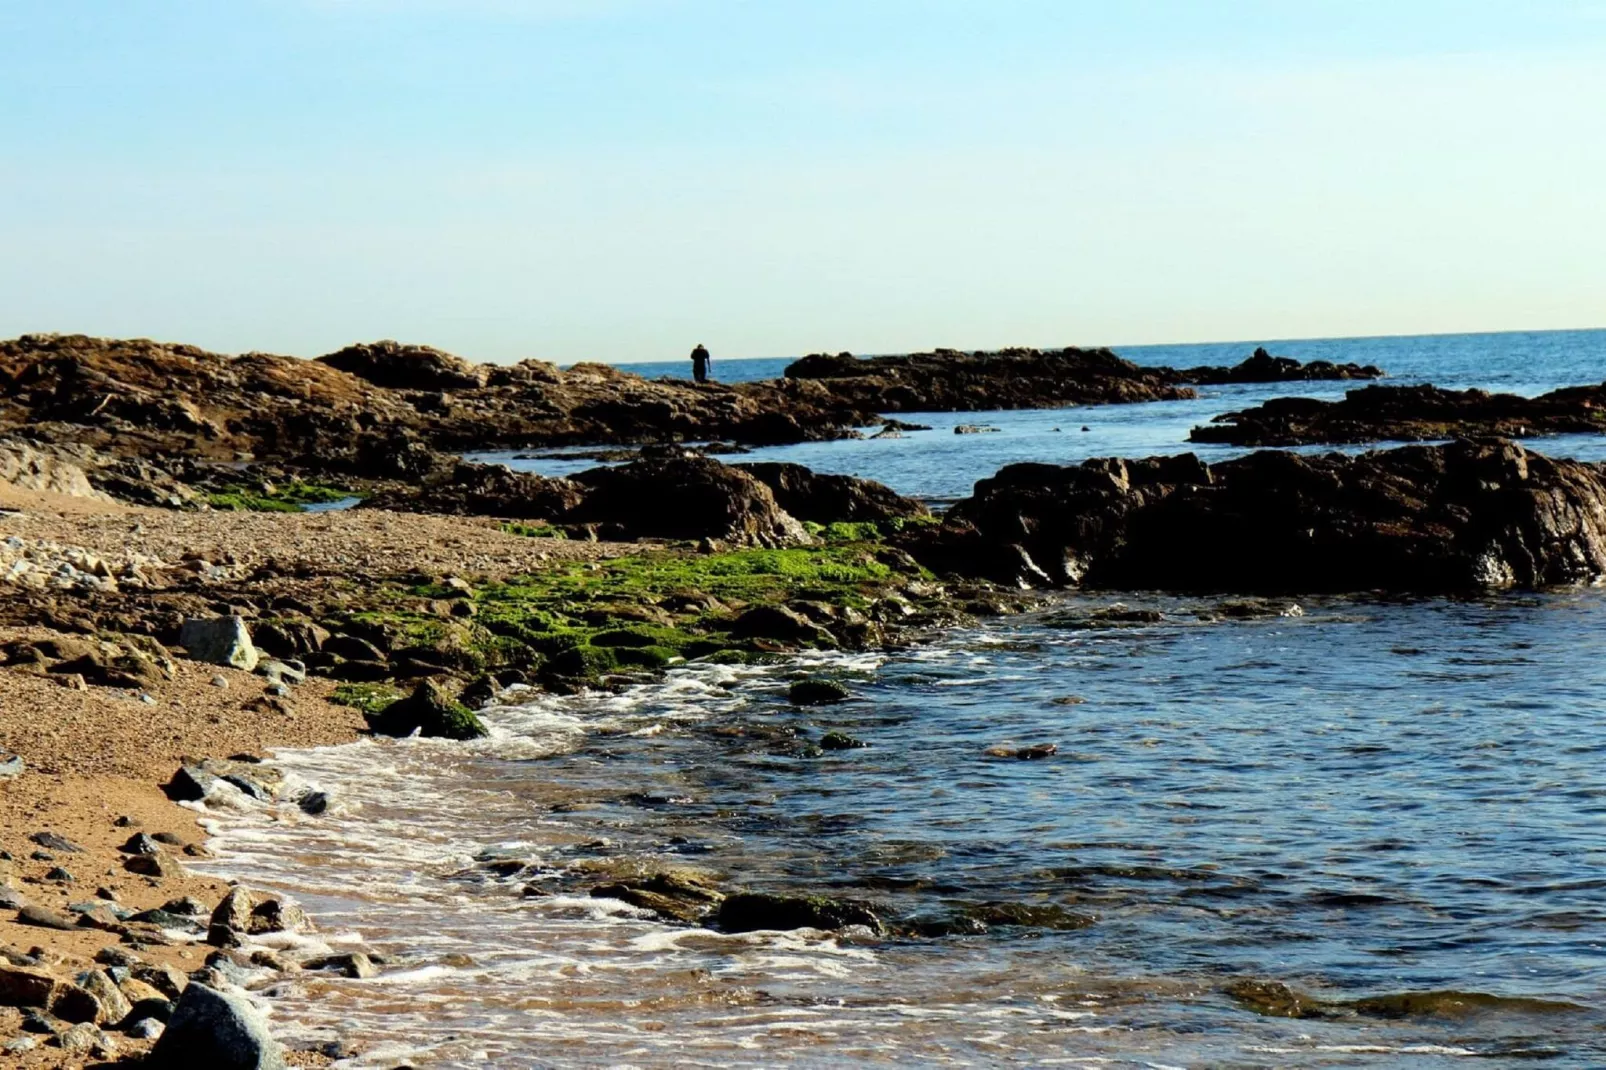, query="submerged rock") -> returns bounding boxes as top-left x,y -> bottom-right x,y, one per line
788,678 -> 851,706
713,893 -> 885,935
